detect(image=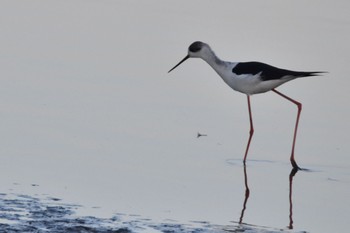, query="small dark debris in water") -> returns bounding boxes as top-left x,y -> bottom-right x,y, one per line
191,220 -> 210,224
49,197 -> 61,201
197,132 -> 207,138
31,184 -> 39,187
